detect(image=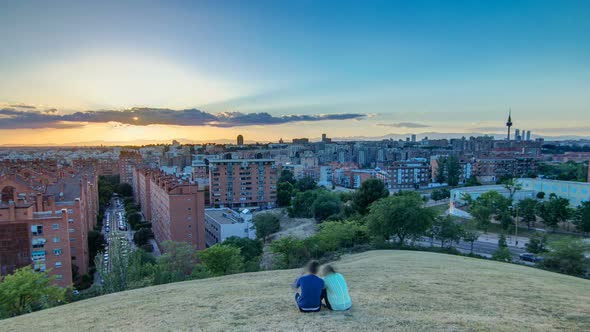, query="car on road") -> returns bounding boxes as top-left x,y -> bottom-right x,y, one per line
519,253 -> 543,263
